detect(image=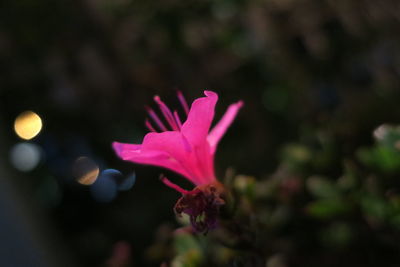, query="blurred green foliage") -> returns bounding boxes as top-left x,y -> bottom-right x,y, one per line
155,124 -> 400,267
